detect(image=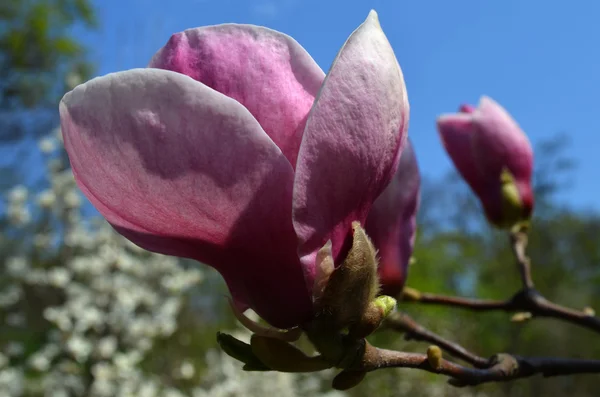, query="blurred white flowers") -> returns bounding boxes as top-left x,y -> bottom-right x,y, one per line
0,128 -> 342,397
1,128 -> 205,396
